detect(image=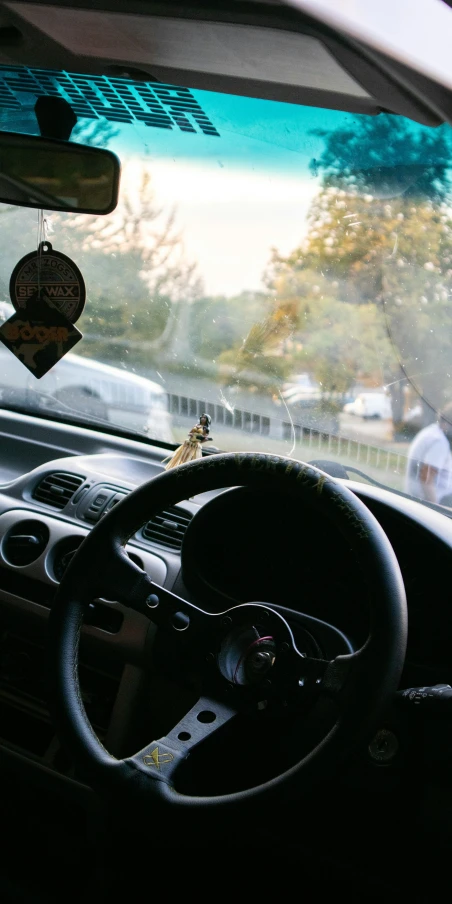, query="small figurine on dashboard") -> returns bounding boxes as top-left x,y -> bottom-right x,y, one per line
193,412 -> 212,439
164,412 -> 213,470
